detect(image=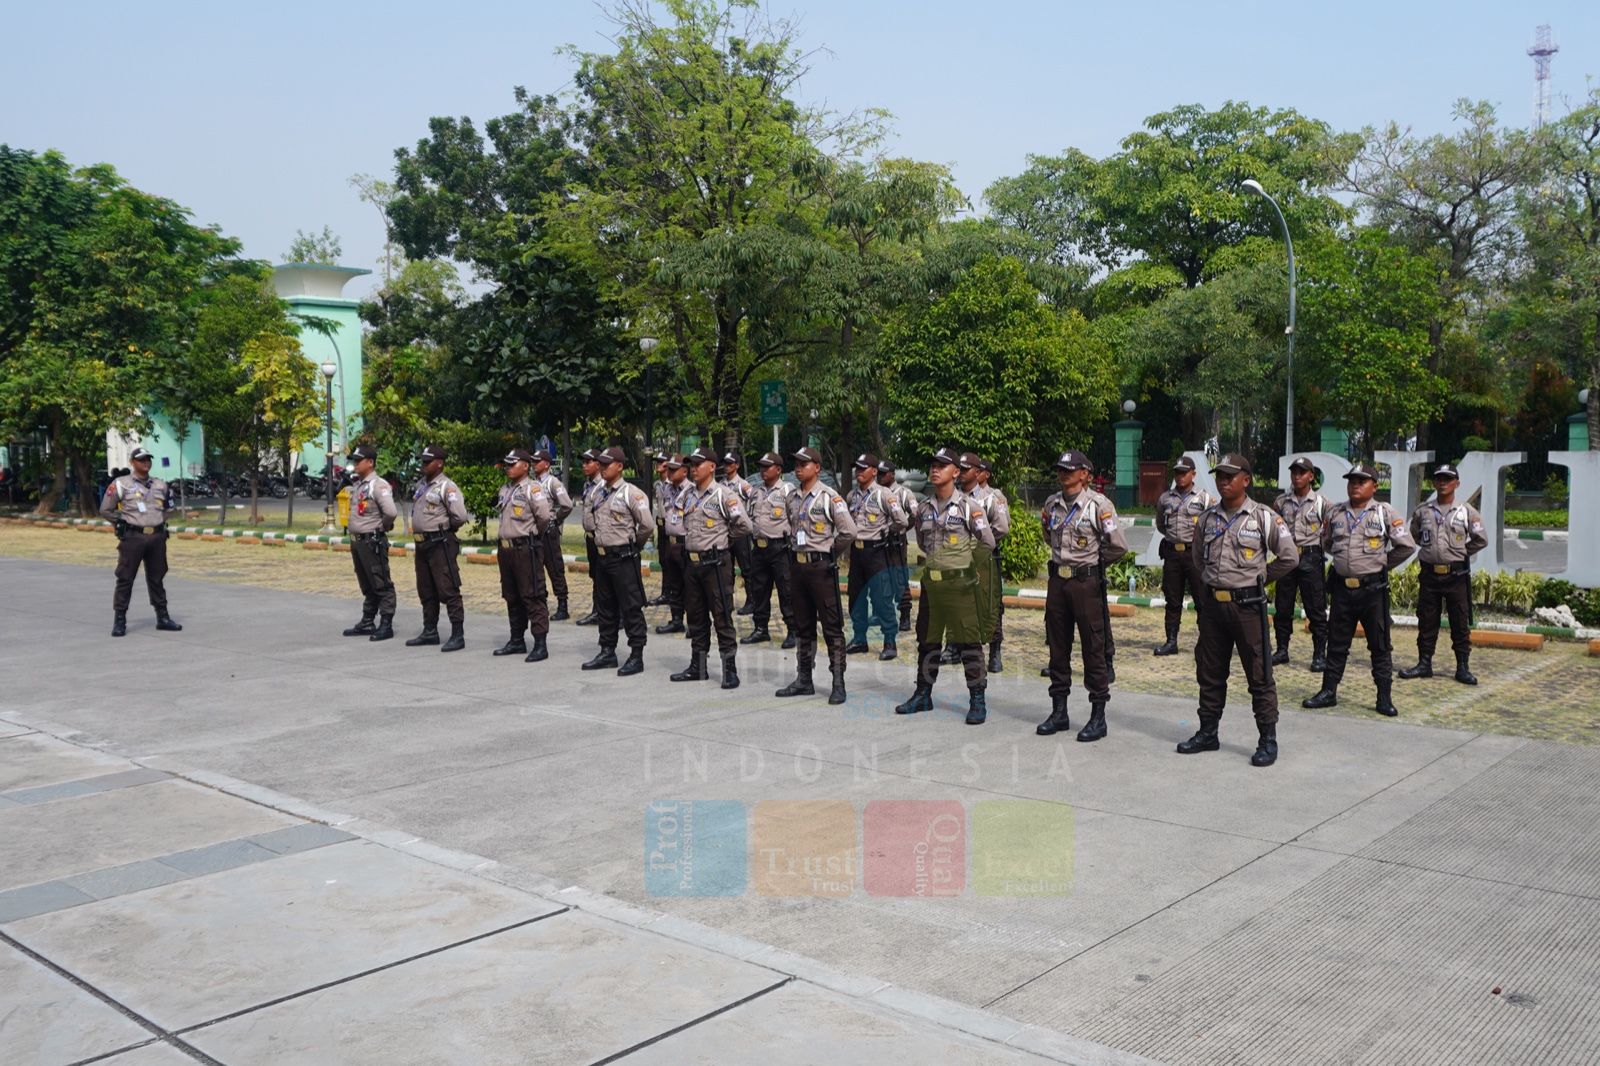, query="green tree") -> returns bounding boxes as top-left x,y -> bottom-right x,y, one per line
238,332 -> 323,526
283,226 -> 342,265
